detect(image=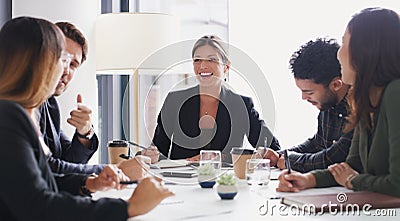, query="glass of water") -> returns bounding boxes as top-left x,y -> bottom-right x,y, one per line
200,150 -> 222,176
245,158 -> 271,189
